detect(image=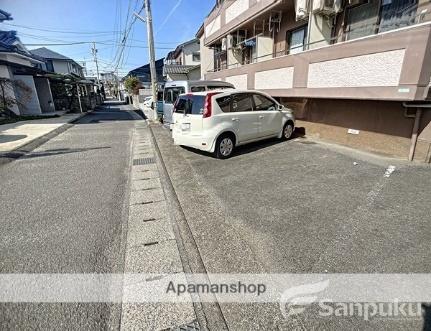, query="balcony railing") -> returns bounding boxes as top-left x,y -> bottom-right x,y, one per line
211,7 -> 431,73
